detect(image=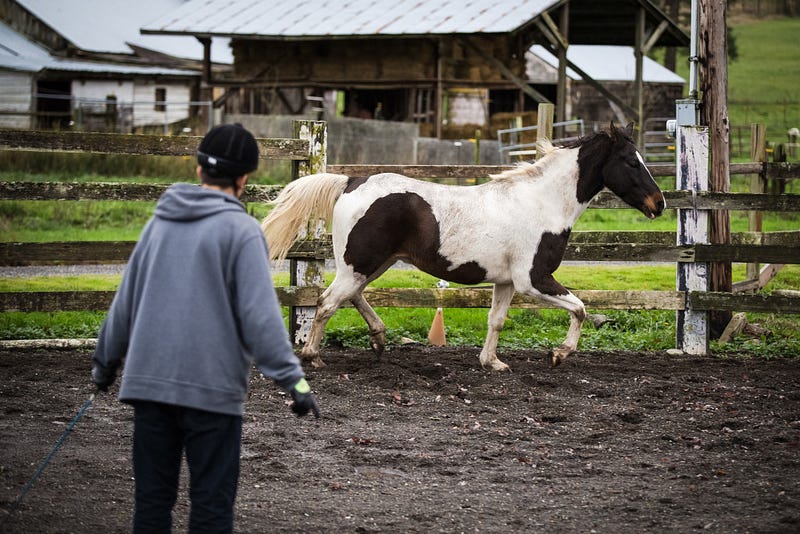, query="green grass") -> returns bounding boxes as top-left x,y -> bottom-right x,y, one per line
727,17 -> 800,144
665,16 -> 800,150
